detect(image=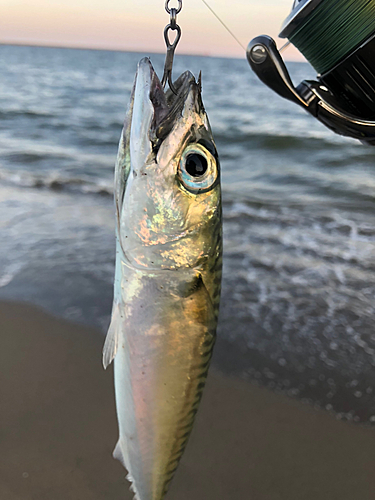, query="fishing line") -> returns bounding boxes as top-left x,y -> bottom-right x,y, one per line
279,41 -> 291,54
200,0 -> 246,51
286,0 -> 375,74
201,0 -> 290,54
